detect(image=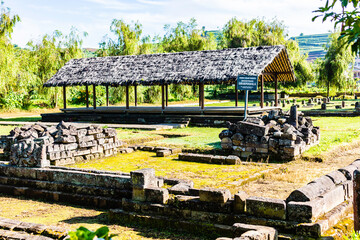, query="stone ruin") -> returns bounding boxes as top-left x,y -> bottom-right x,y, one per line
219,106 -> 320,160
0,121 -> 123,167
